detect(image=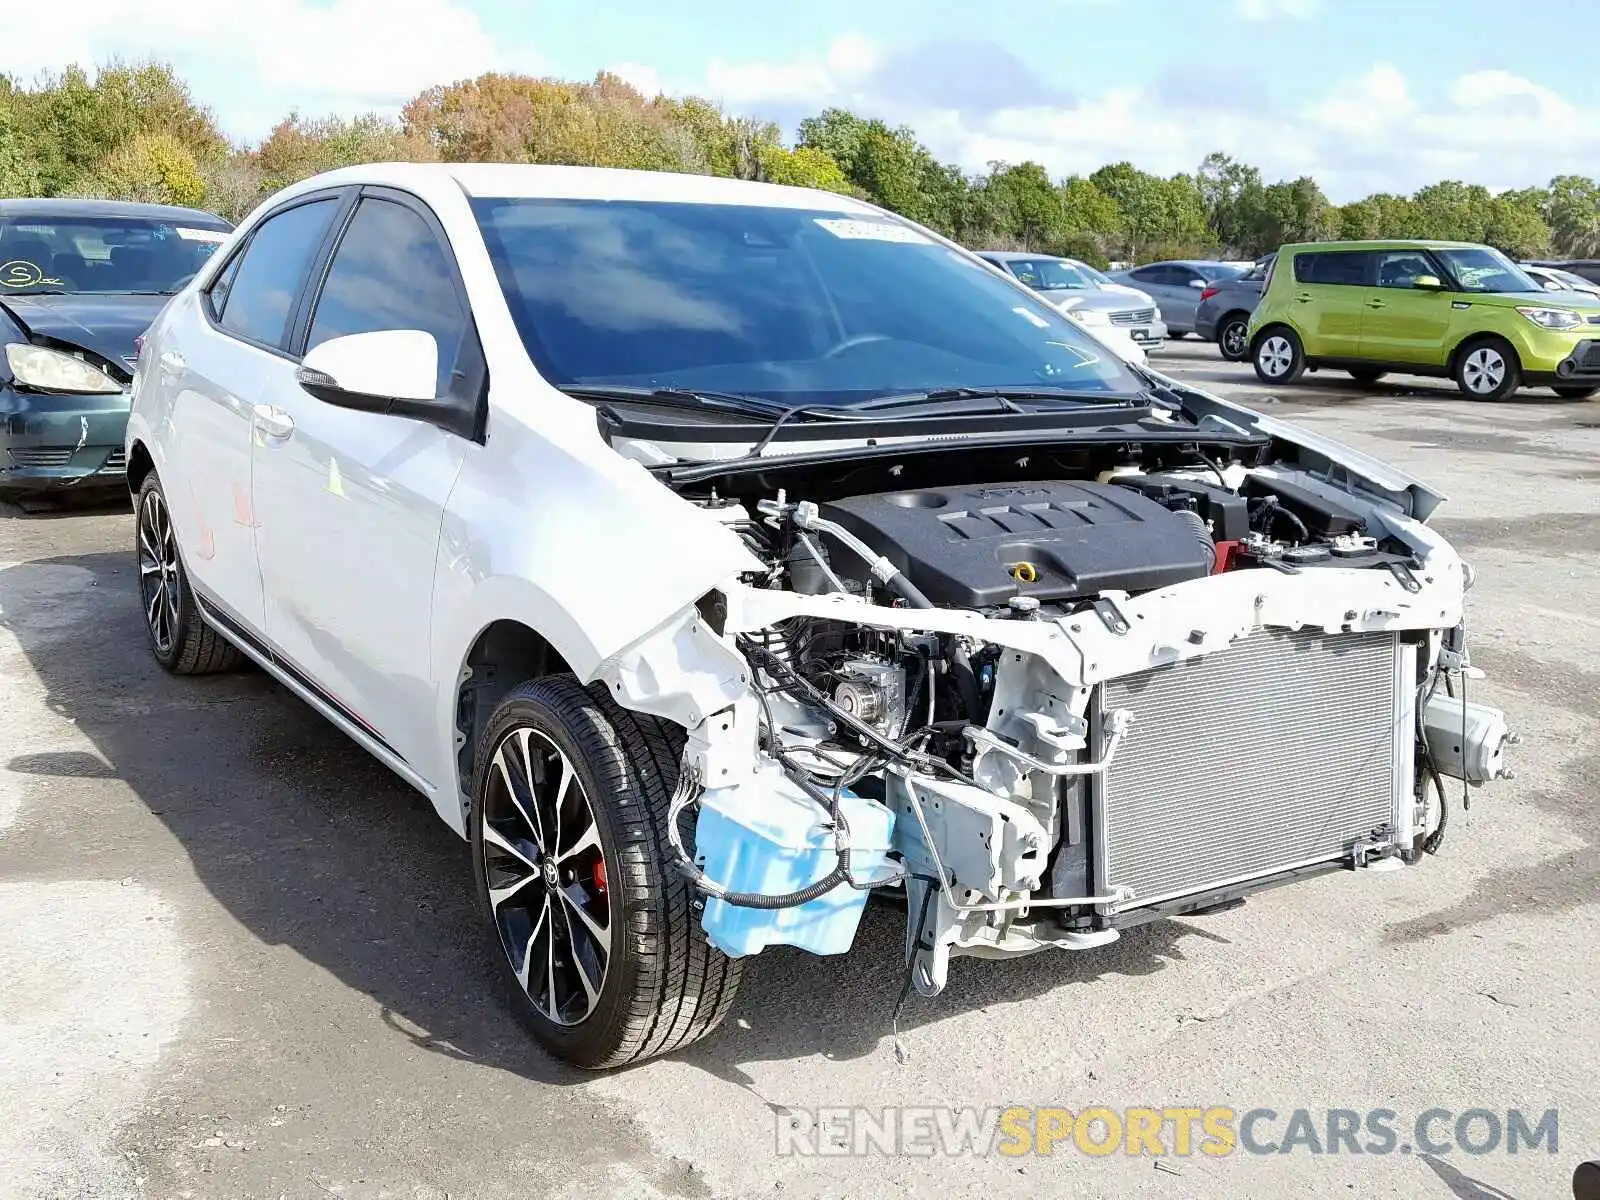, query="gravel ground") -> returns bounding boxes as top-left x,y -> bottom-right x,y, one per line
1,340 -> 1595,1199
